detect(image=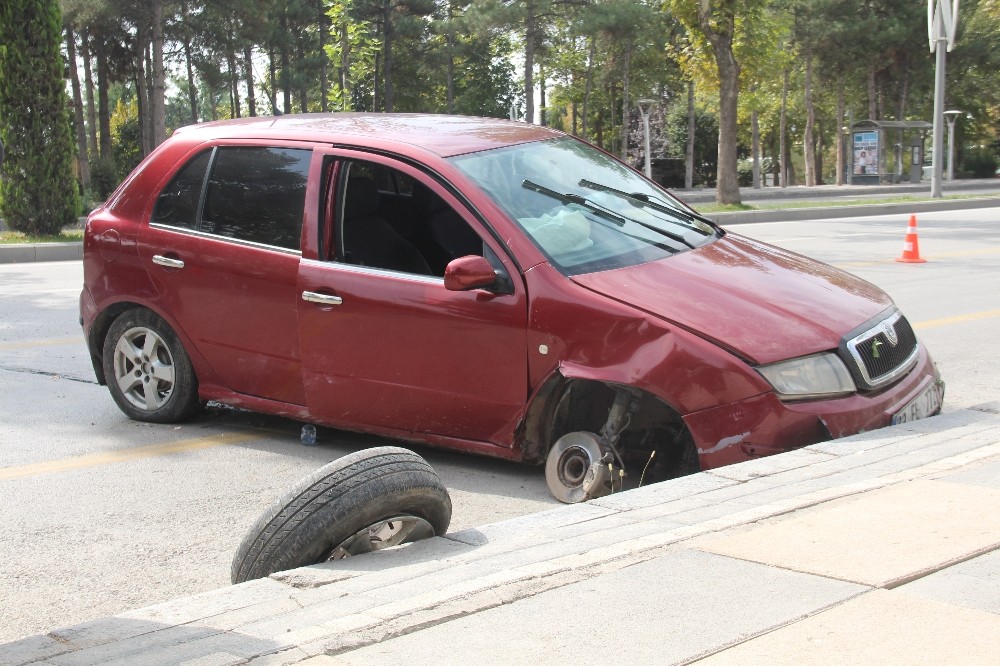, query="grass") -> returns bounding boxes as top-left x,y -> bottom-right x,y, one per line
0,229 -> 84,244
696,191 -> 1000,214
